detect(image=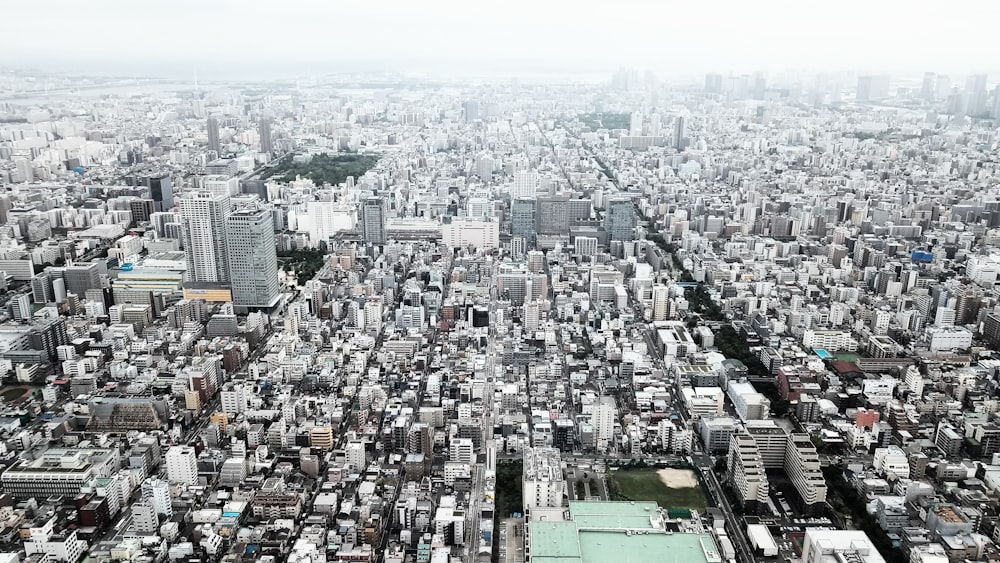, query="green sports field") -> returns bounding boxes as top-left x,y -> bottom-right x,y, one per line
608,468 -> 707,510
